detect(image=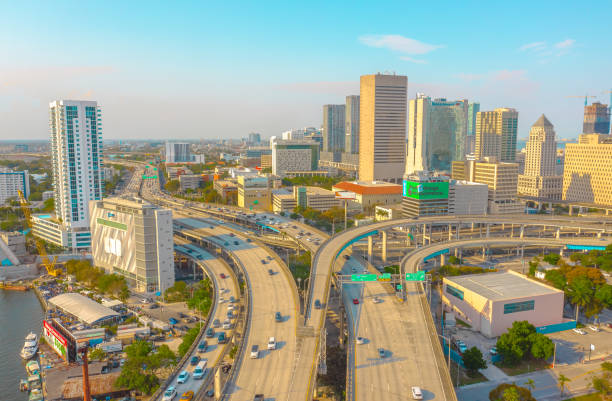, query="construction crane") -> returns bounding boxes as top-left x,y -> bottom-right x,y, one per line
566,95 -> 596,106
17,190 -> 62,277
